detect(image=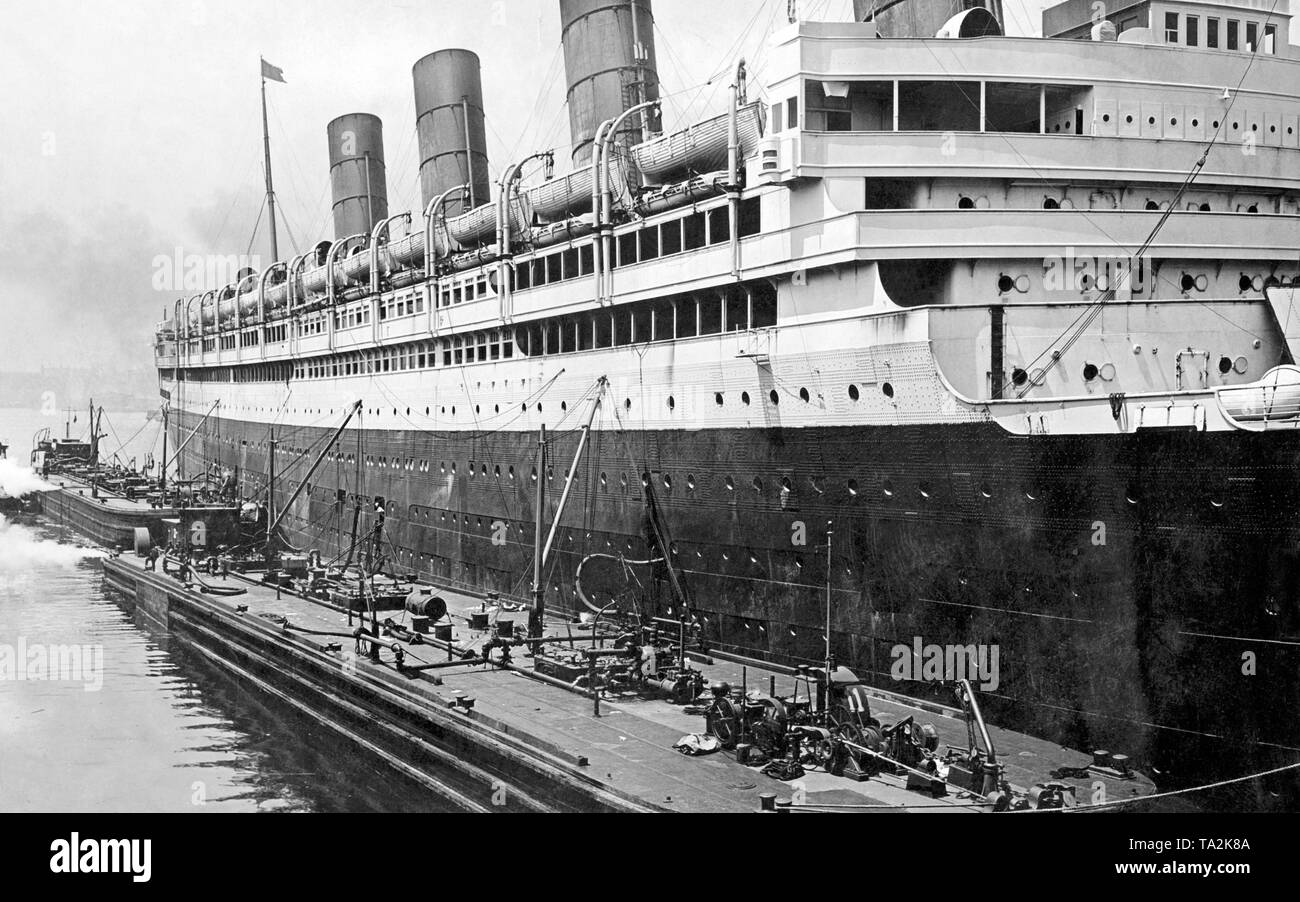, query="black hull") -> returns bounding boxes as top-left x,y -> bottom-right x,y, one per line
176,410 -> 1300,792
